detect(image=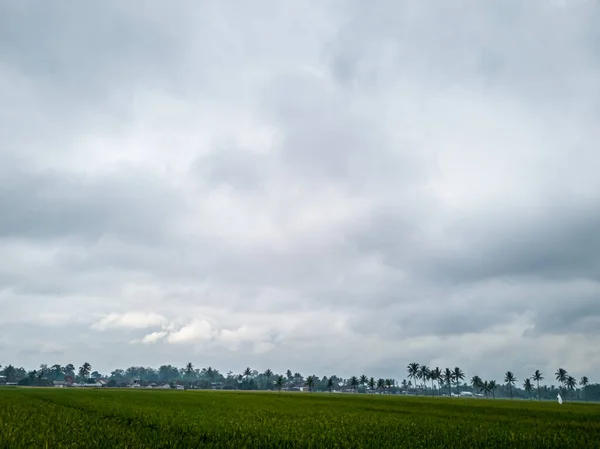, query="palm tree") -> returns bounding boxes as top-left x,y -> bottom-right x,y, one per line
418,365 -> 430,395
350,376 -> 359,393
185,362 -> 194,387
359,374 -> 368,390
488,380 -> 498,399
368,377 -> 376,391
376,378 -> 385,393
385,378 -> 393,394
243,367 -> 252,382
580,376 -> 589,402
407,363 -> 419,394
431,367 -> 442,396
504,371 -> 517,399
275,375 -> 284,392
443,368 -> 453,396
532,370 -> 544,401
523,378 -> 534,400
327,377 -> 334,392
306,375 -> 315,392
452,367 -> 465,396
555,368 -> 568,396
264,369 -> 273,389
566,375 -> 577,400
471,375 -> 483,395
